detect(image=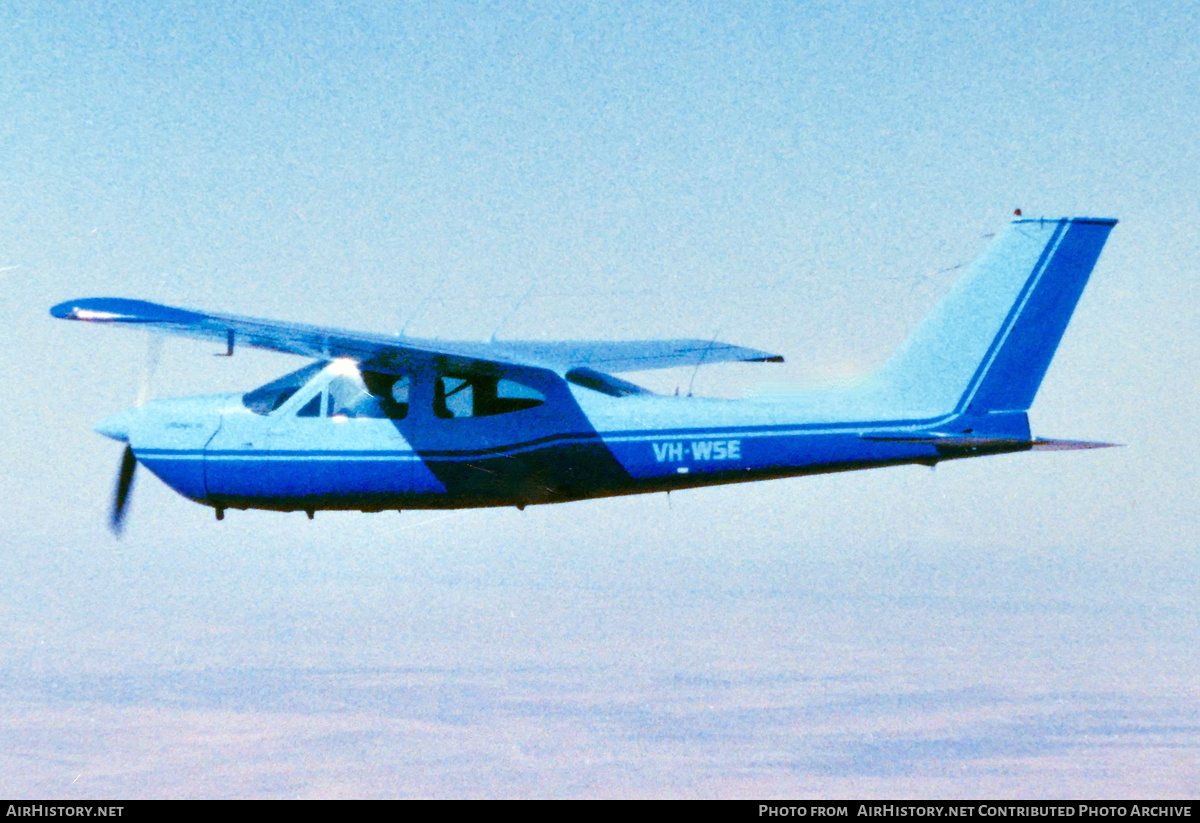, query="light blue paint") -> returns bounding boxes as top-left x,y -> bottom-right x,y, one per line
56,216 -> 1116,513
